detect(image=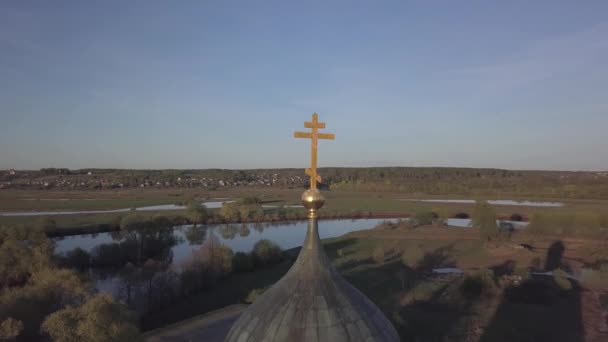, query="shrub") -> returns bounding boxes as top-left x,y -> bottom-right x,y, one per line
472,201 -> 498,241
414,211 -> 437,226
220,203 -> 241,221
41,294 -> 141,342
401,246 -> 423,269
187,202 -> 208,225
553,269 -> 572,290
252,240 -> 283,267
36,217 -> 57,231
238,197 -> 262,205
244,287 -> 268,304
513,267 -> 530,280
454,212 -> 470,219
462,275 -> 483,297
372,246 -> 385,264
510,213 -> 524,221
433,207 -> 448,222
0,318 -> 23,340
238,206 -> 253,221
120,213 -> 145,231
462,269 -> 495,297
479,268 -> 496,287
232,252 -> 254,273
